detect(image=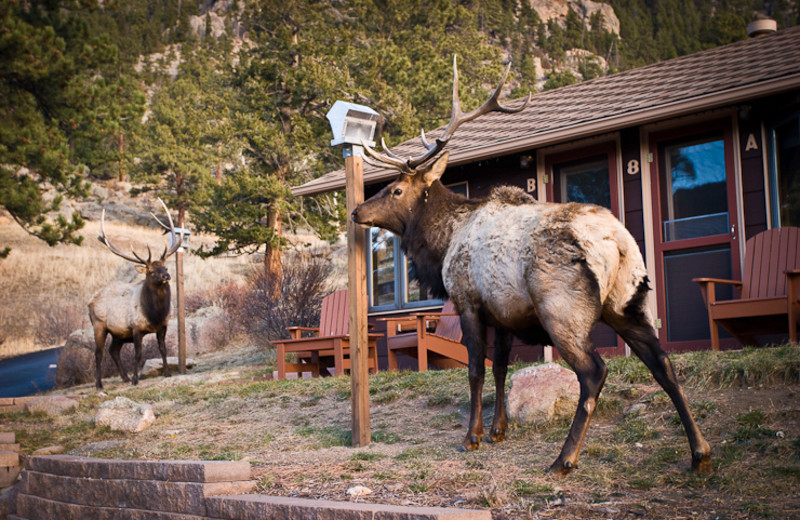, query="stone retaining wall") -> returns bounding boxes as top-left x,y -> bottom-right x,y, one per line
9,455 -> 490,520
